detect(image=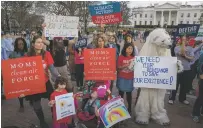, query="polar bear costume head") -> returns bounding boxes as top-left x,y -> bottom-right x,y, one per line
139,28 -> 172,56
139,28 -> 183,72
